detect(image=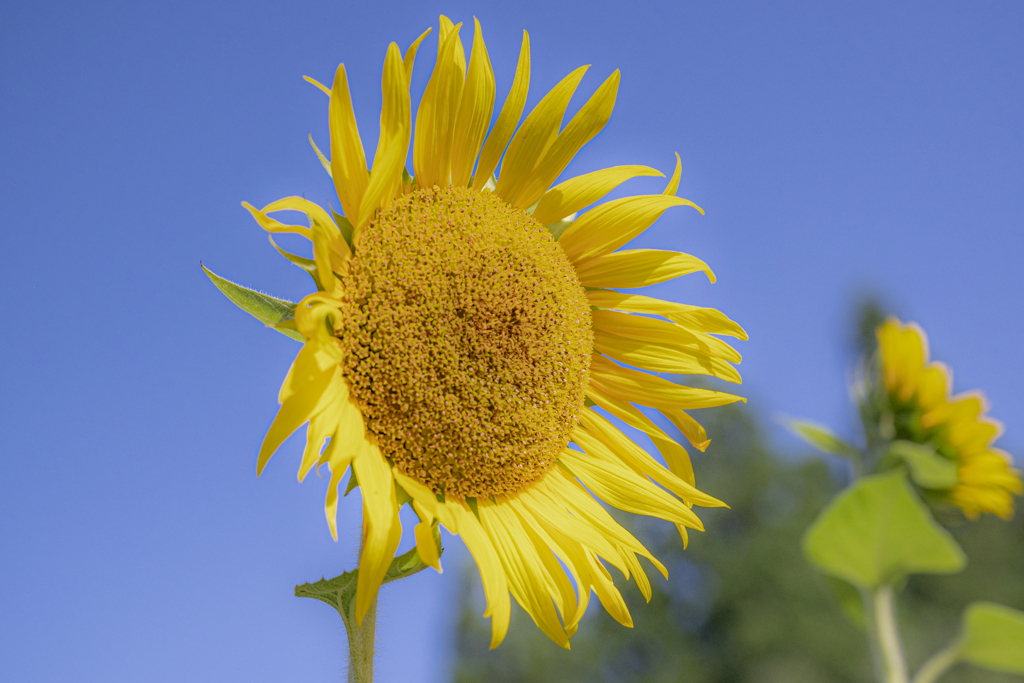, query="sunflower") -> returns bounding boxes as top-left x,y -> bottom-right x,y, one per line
876,318 -> 1022,520
243,16 -> 746,648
